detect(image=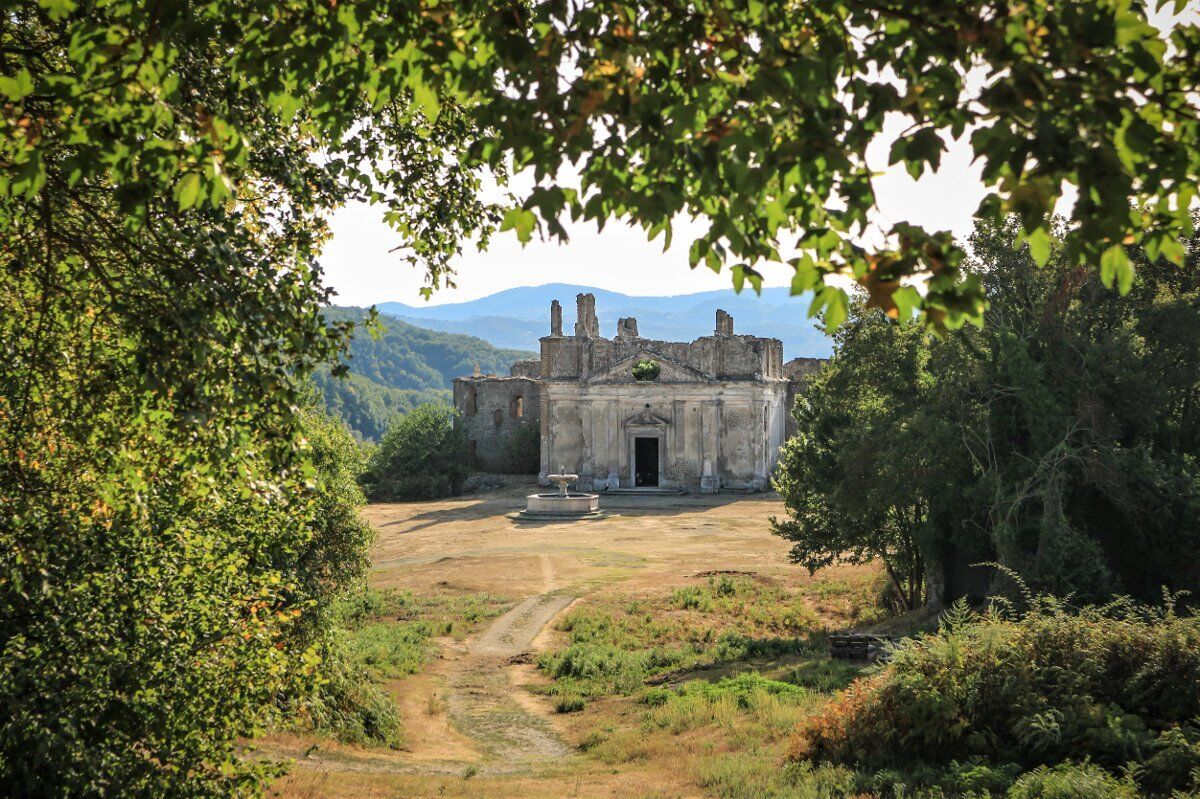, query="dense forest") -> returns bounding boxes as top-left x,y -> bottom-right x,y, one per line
315,308 -> 534,440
